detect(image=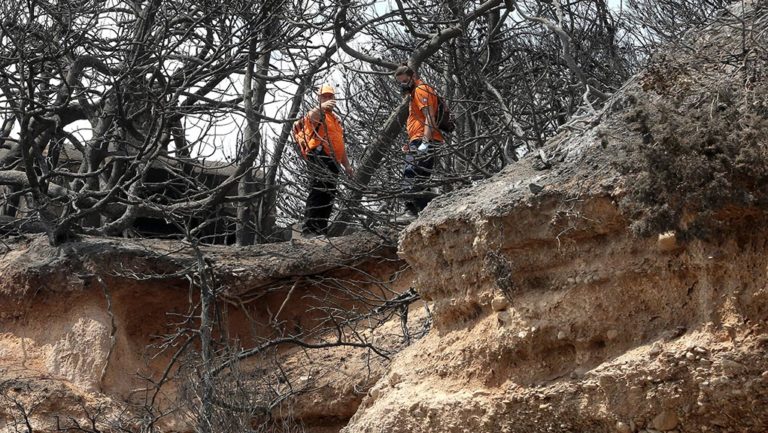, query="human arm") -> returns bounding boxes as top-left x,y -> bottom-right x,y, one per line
414,85 -> 439,143
421,106 -> 437,143
308,99 -> 337,123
